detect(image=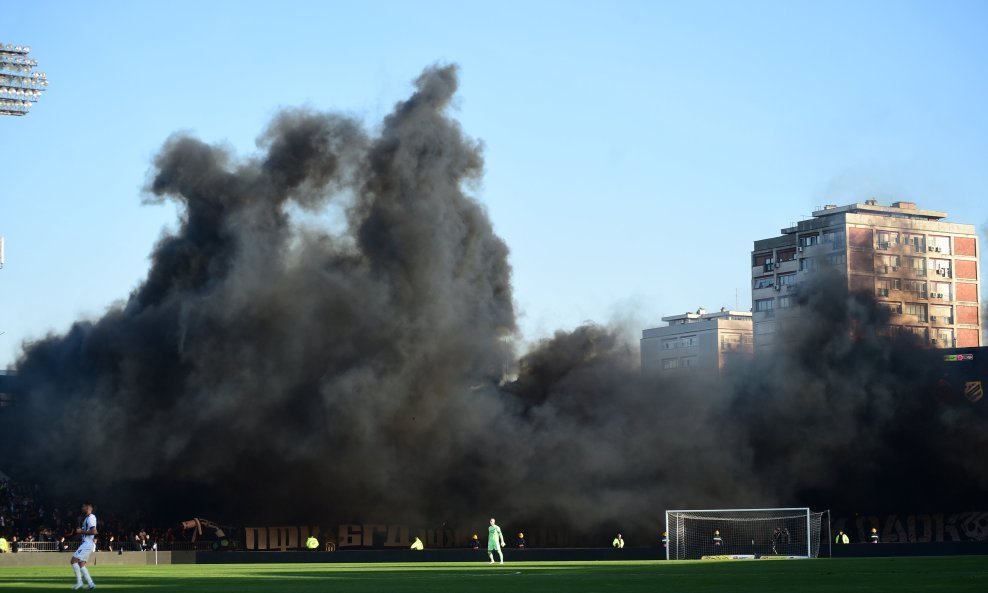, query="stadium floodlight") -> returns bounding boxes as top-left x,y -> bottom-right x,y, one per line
665,507 -> 827,560
0,42 -> 48,116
